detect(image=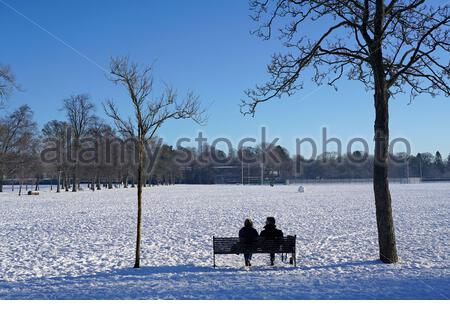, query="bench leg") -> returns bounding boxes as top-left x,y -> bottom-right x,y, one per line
213,254 -> 216,268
